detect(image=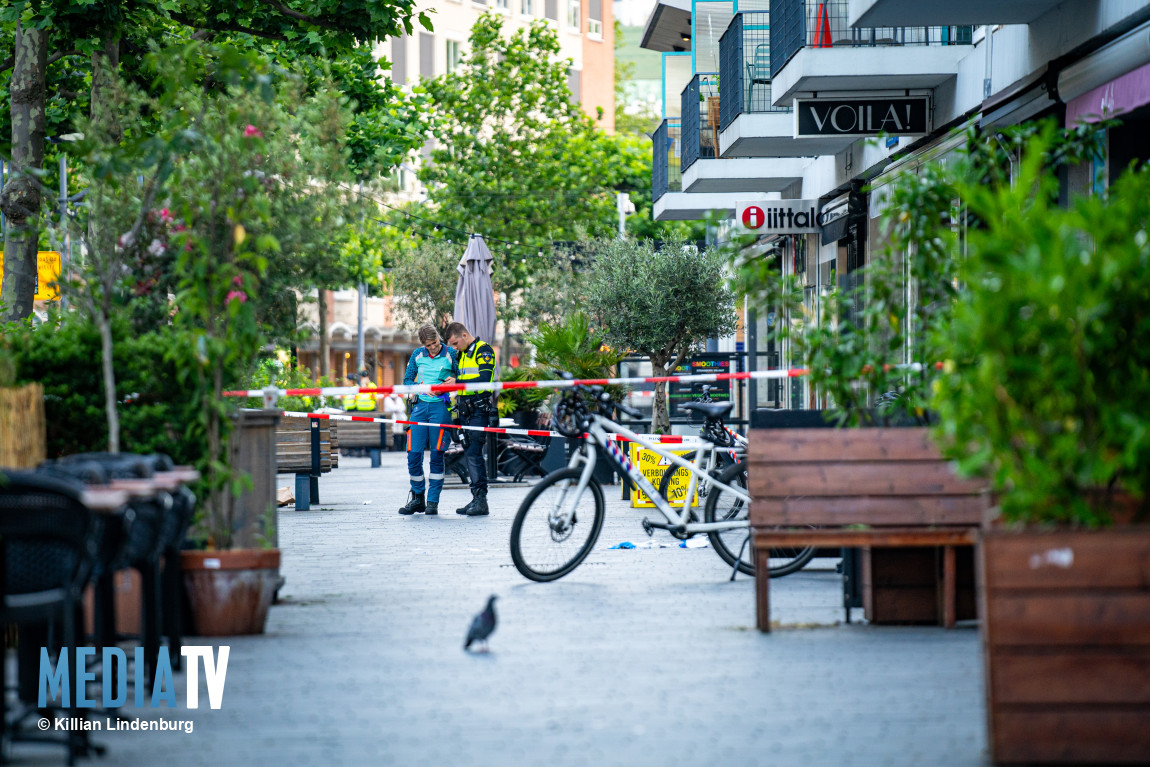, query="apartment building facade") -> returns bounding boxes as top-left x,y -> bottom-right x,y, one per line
646,0 -> 1150,412
384,0 -> 615,131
